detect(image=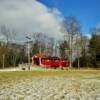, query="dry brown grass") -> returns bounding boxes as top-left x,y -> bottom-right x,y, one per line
0,70 -> 100,85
